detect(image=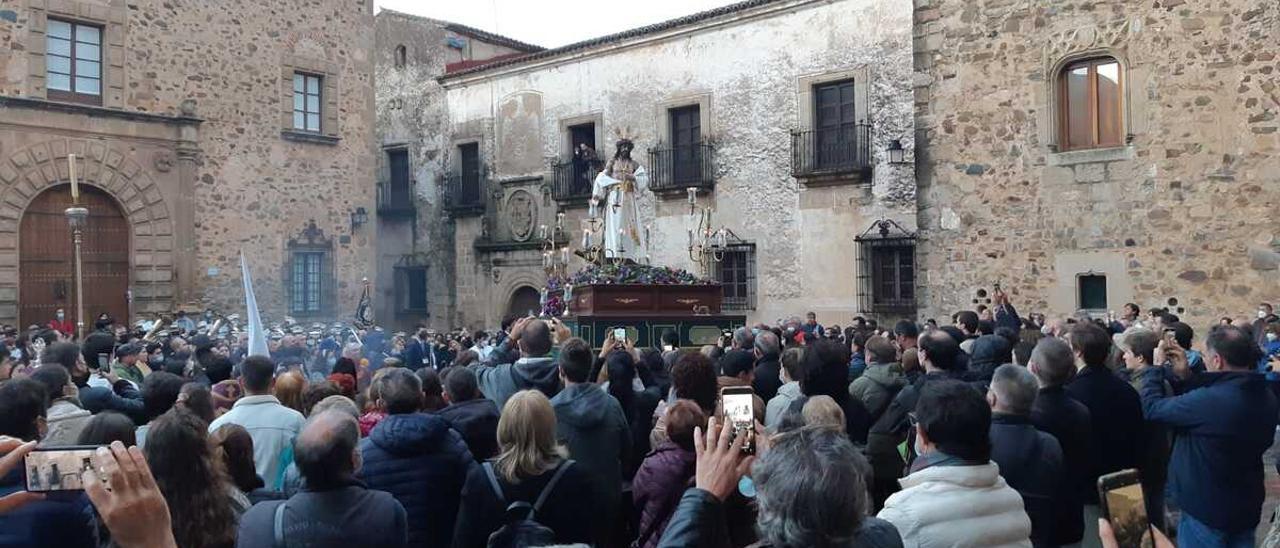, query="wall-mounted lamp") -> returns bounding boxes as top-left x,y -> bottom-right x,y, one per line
887,139 -> 907,165
349,207 -> 368,232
